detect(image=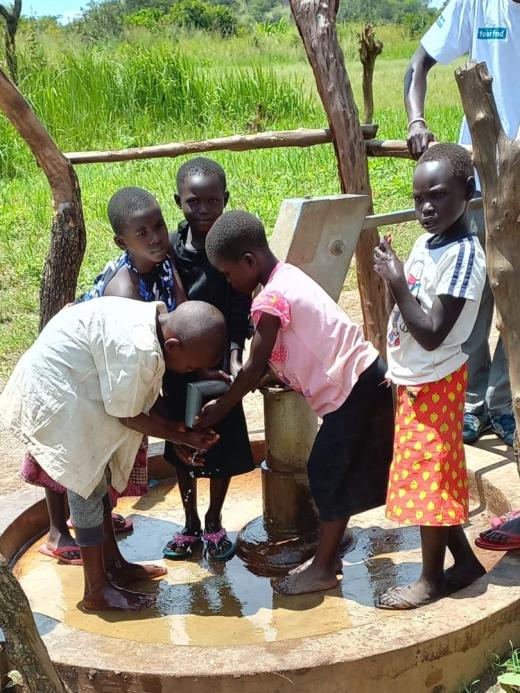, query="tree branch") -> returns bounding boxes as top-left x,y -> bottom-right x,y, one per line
456,59 -> 520,460
0,555 -> 69,692
289,0 -> 387,353
455,61 -> 504,194
0,67 -> 86,327
0,68 -> 78,206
